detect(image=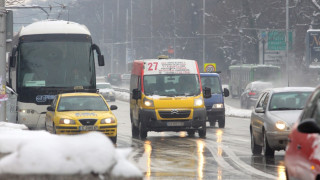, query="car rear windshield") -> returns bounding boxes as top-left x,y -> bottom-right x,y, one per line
57,96 -> 109,111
